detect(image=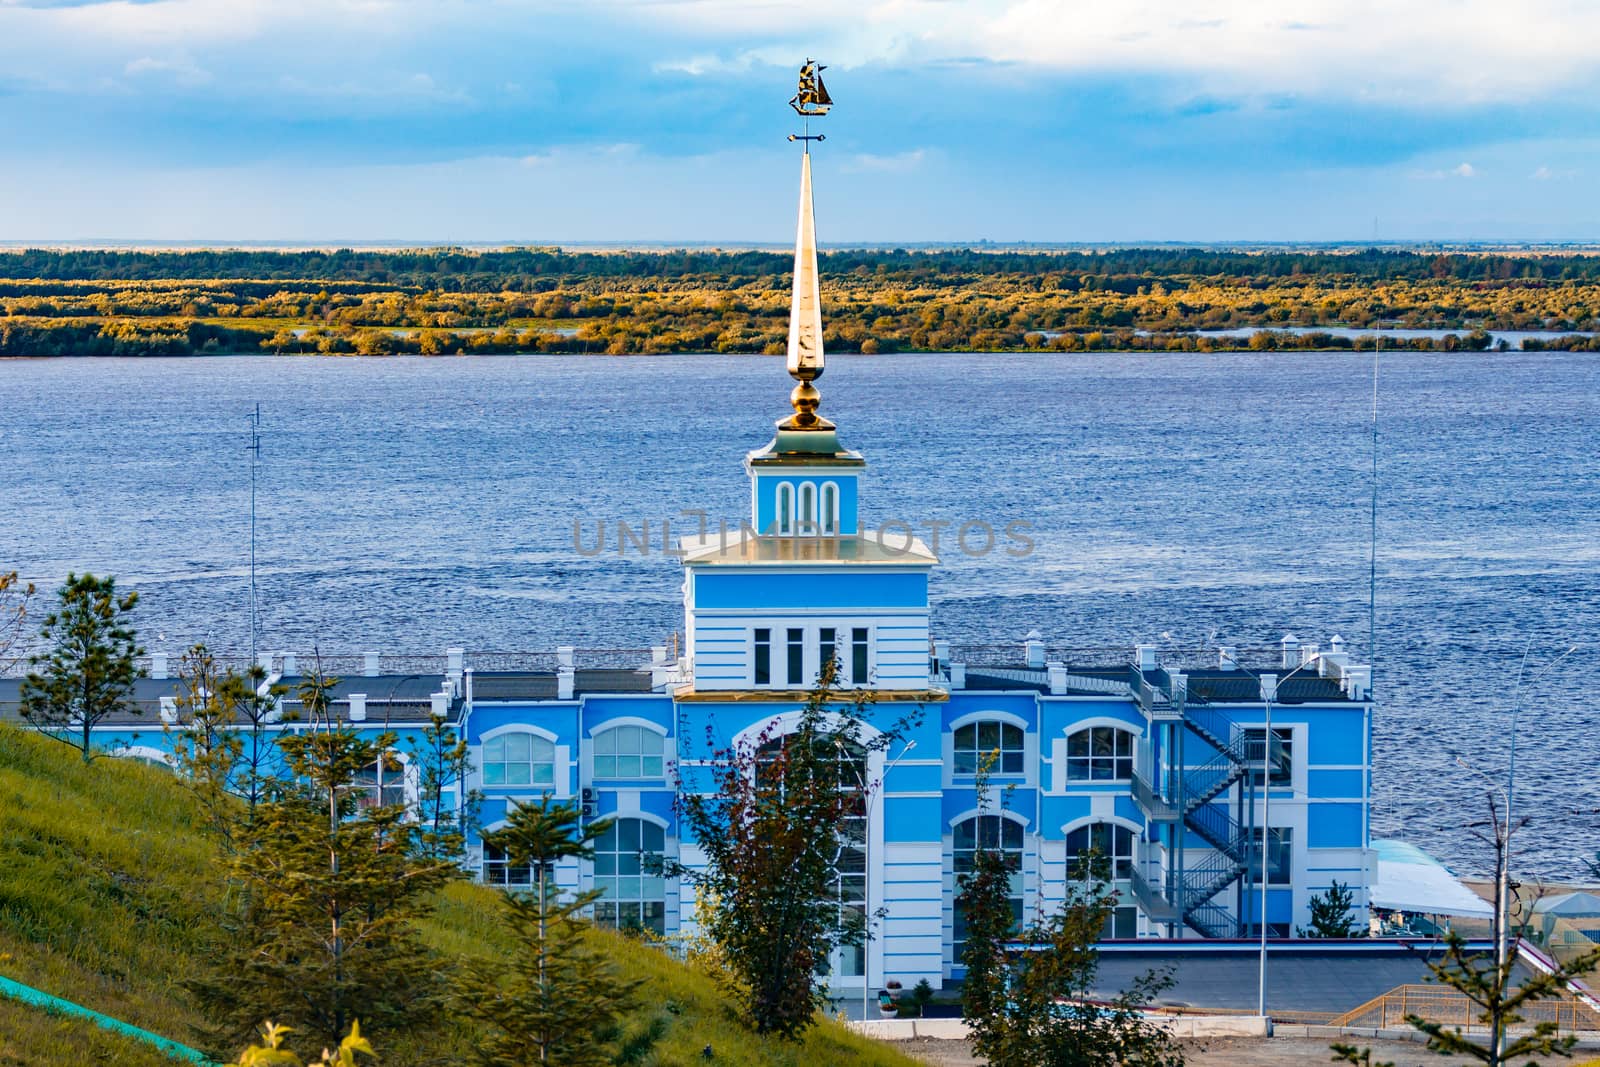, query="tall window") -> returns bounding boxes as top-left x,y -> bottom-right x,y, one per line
482,841 -> 532,886
821,483 -> 838,535
851,628 -> 869,685
952,815 -> 1024,960
1065,726 -> 1134,781
1249,826 -> 1293,885
953,721 -> 1025,775
593,818 -> 667,934
483,732 -> 555,788
754,628 -> 771,685
776,483 -> 793,535
818,627 -> 837,680
787,627 -> 805,686
592,725 -> 665,779
1065,821 -> 1135,880
758,736 -> 866,977
351,758 -> 406,810
799,483 -> 816,533
1244,727 -> 1293,786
